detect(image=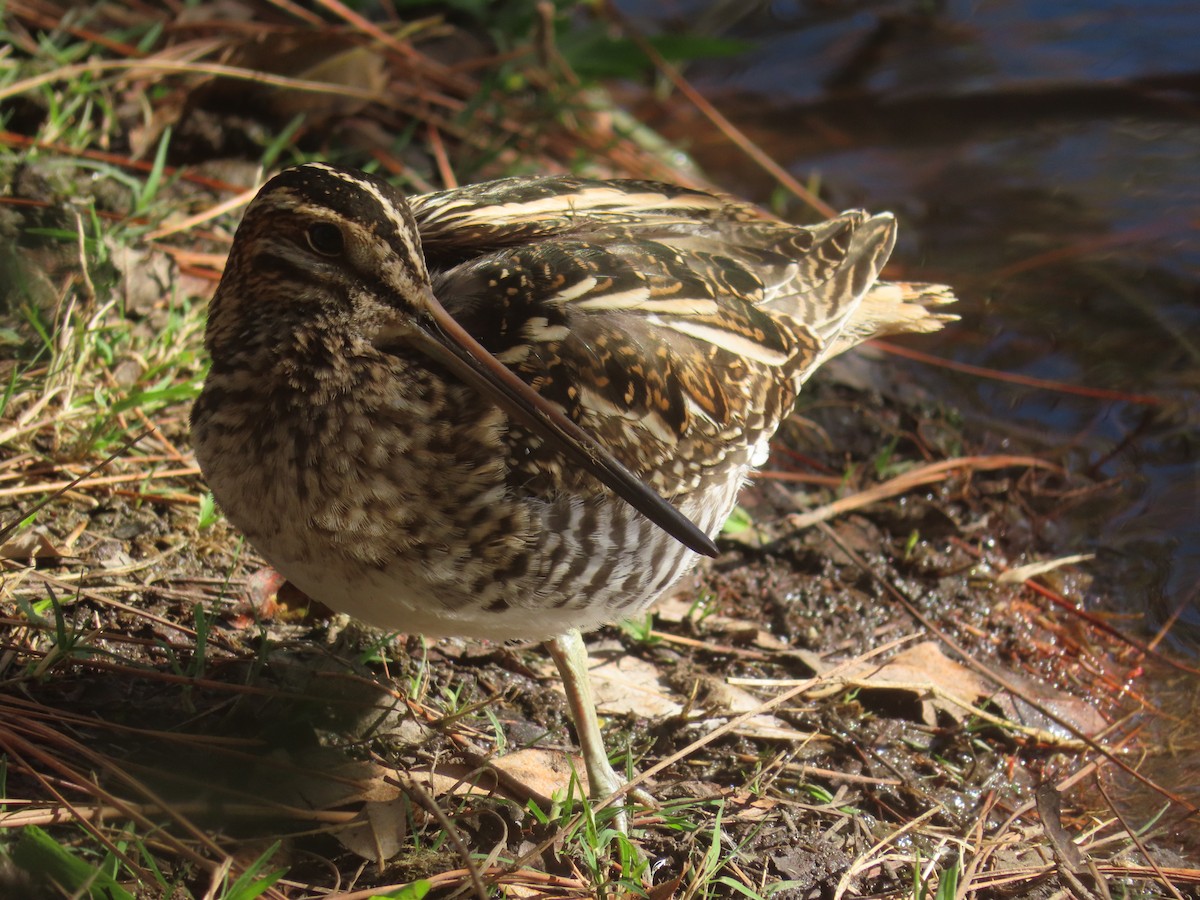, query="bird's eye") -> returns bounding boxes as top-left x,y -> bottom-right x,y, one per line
306,222 -> 345,257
